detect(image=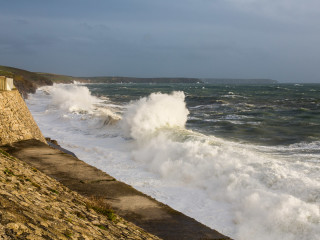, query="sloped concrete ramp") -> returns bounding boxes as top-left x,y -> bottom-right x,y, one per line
1,139 -> 230,240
